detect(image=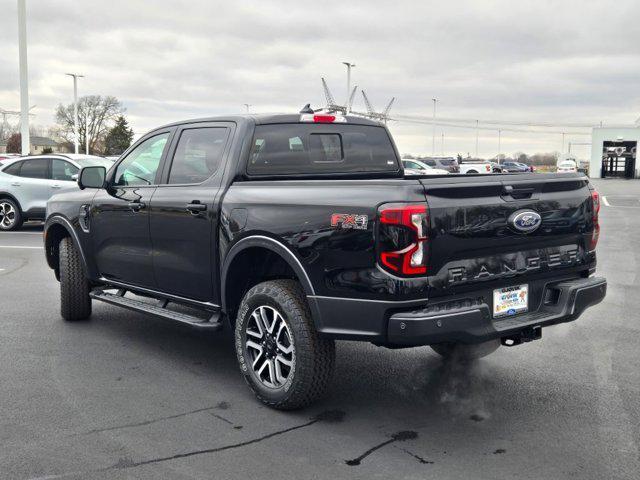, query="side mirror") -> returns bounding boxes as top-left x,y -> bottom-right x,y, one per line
78,166 -> 106,190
